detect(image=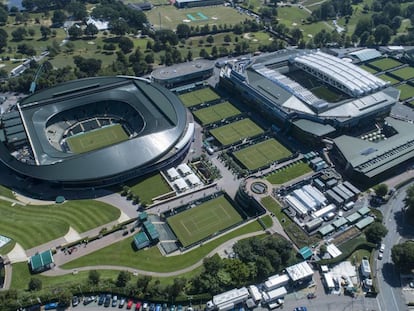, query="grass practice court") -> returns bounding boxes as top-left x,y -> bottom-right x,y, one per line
377,74 -> 400,85
391,67 -> 414,81
167,196 -> 242,247
397,84 -> 414,101
210,118 -> 264,146
233,138 -> 291,170
66,124 -> 128,154
368,58 -> 402,71
193,102 -> 241,125
178,88 -> 220,108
